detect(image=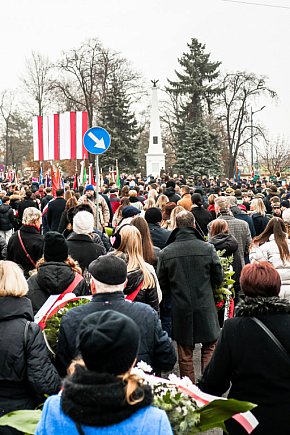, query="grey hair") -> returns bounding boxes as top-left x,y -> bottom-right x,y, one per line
91,277 -> 126,293
215,197 -> 229,211
176,210 -> 195,228
226,196 -> 237,206
22,207 -> 42,225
